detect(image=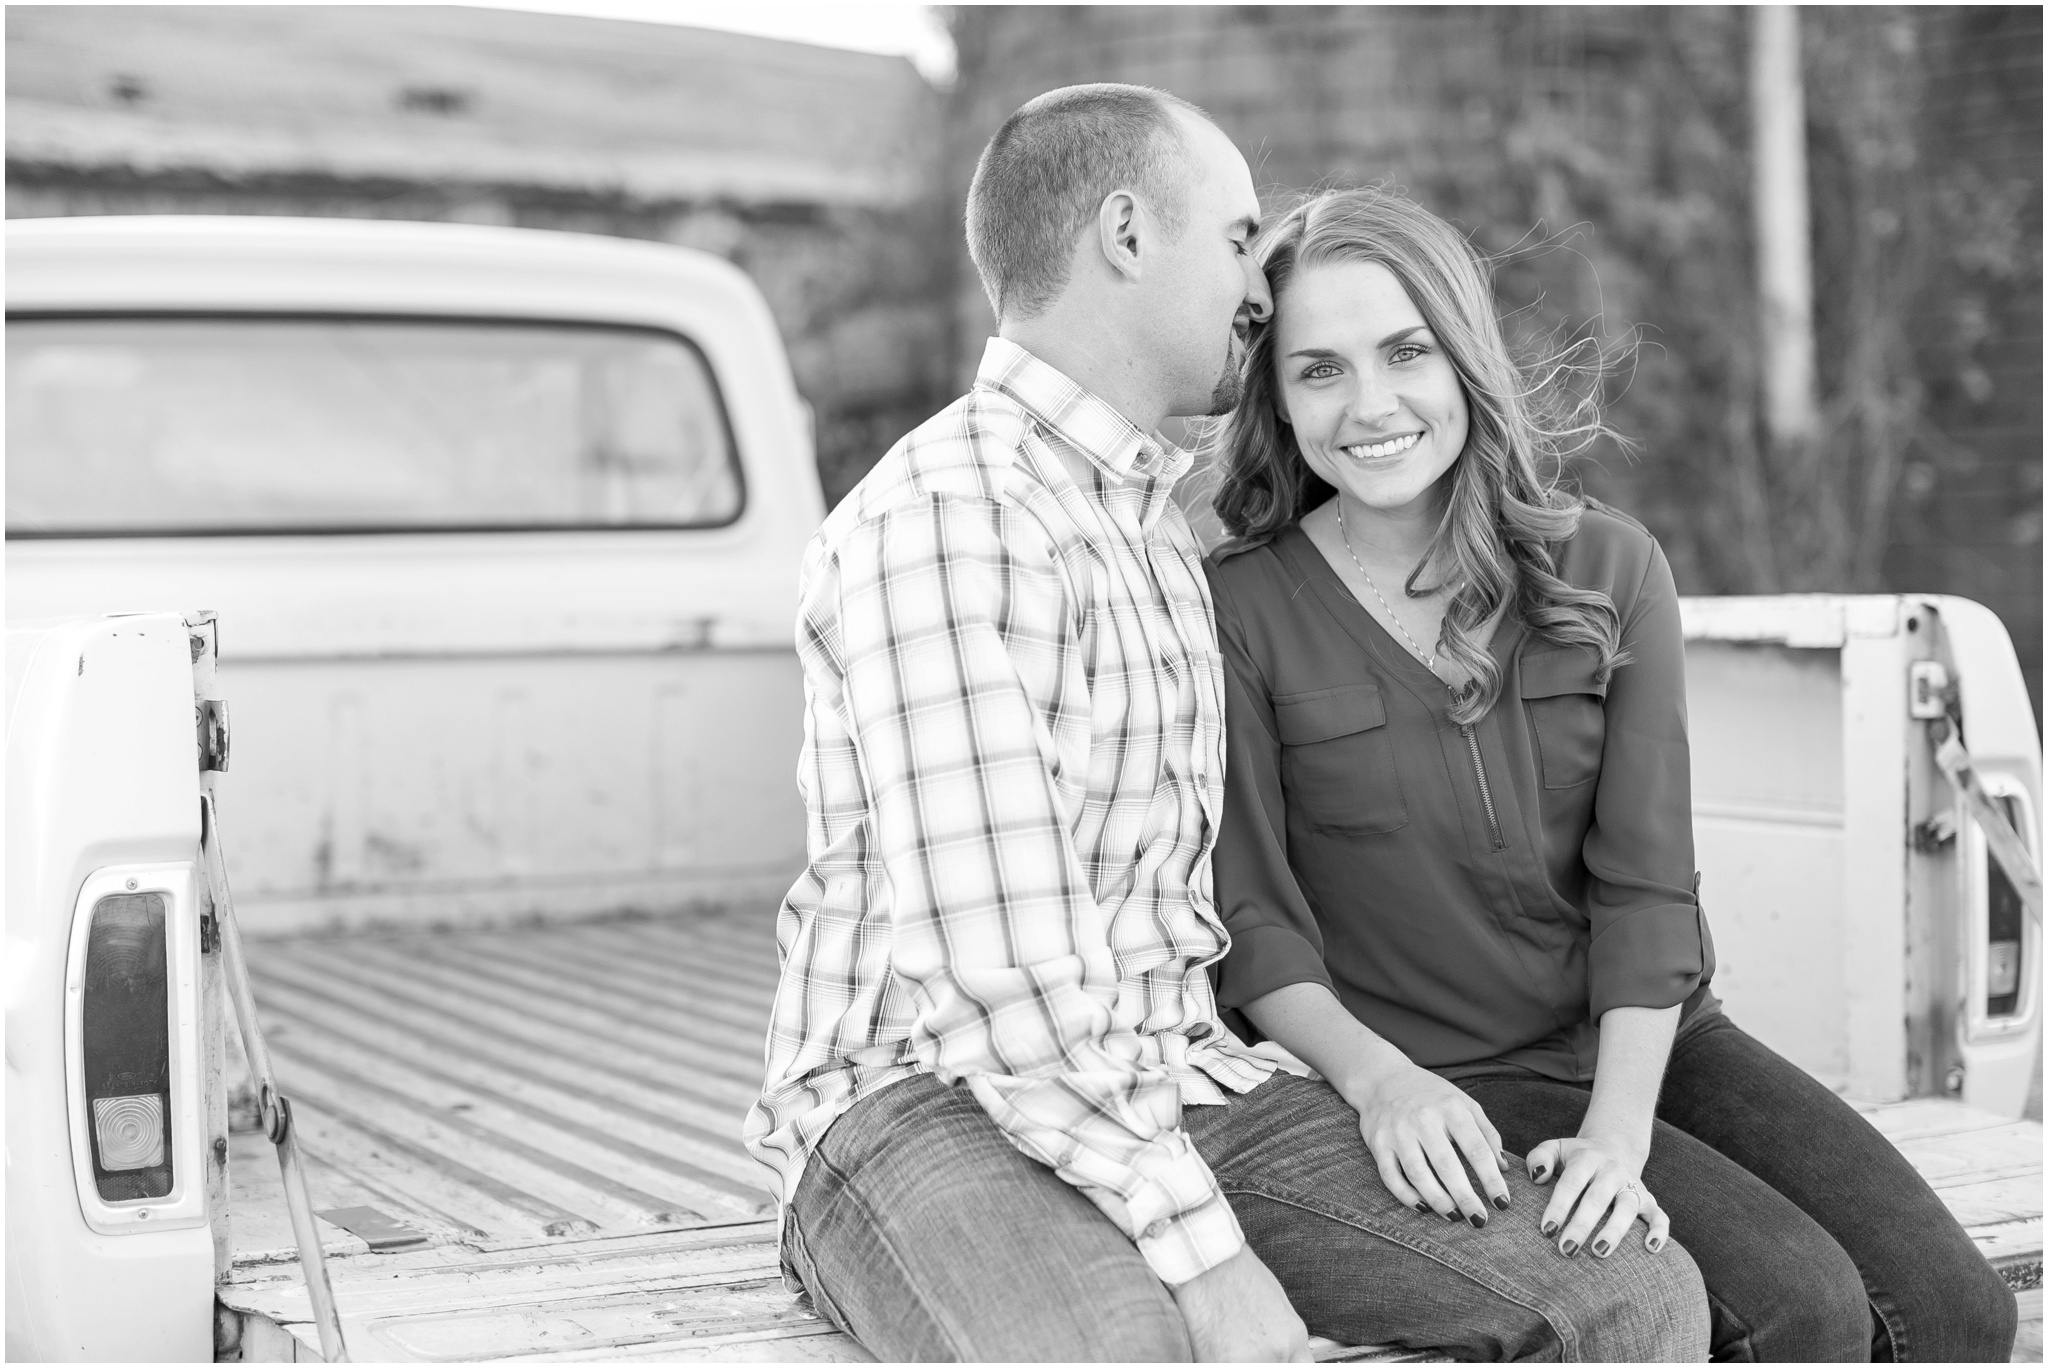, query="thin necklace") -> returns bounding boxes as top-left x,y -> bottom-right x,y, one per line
1337,502 -> 1436,670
